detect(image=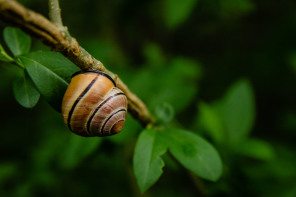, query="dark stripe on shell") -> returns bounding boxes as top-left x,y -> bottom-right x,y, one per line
86,92 -> 125,135
67,76 -> 98,132
100,109 -> 126,136
72,70 -> 116,87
